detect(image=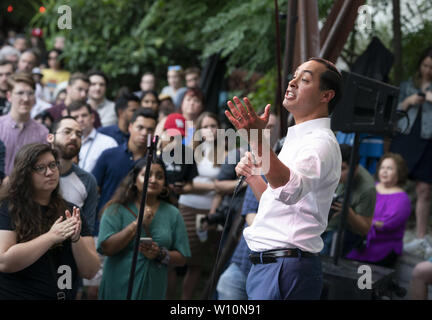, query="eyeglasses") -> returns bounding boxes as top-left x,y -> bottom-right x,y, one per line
33,161 -> 60,175
55,129 -> 83,138
13,90 -> 35,98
